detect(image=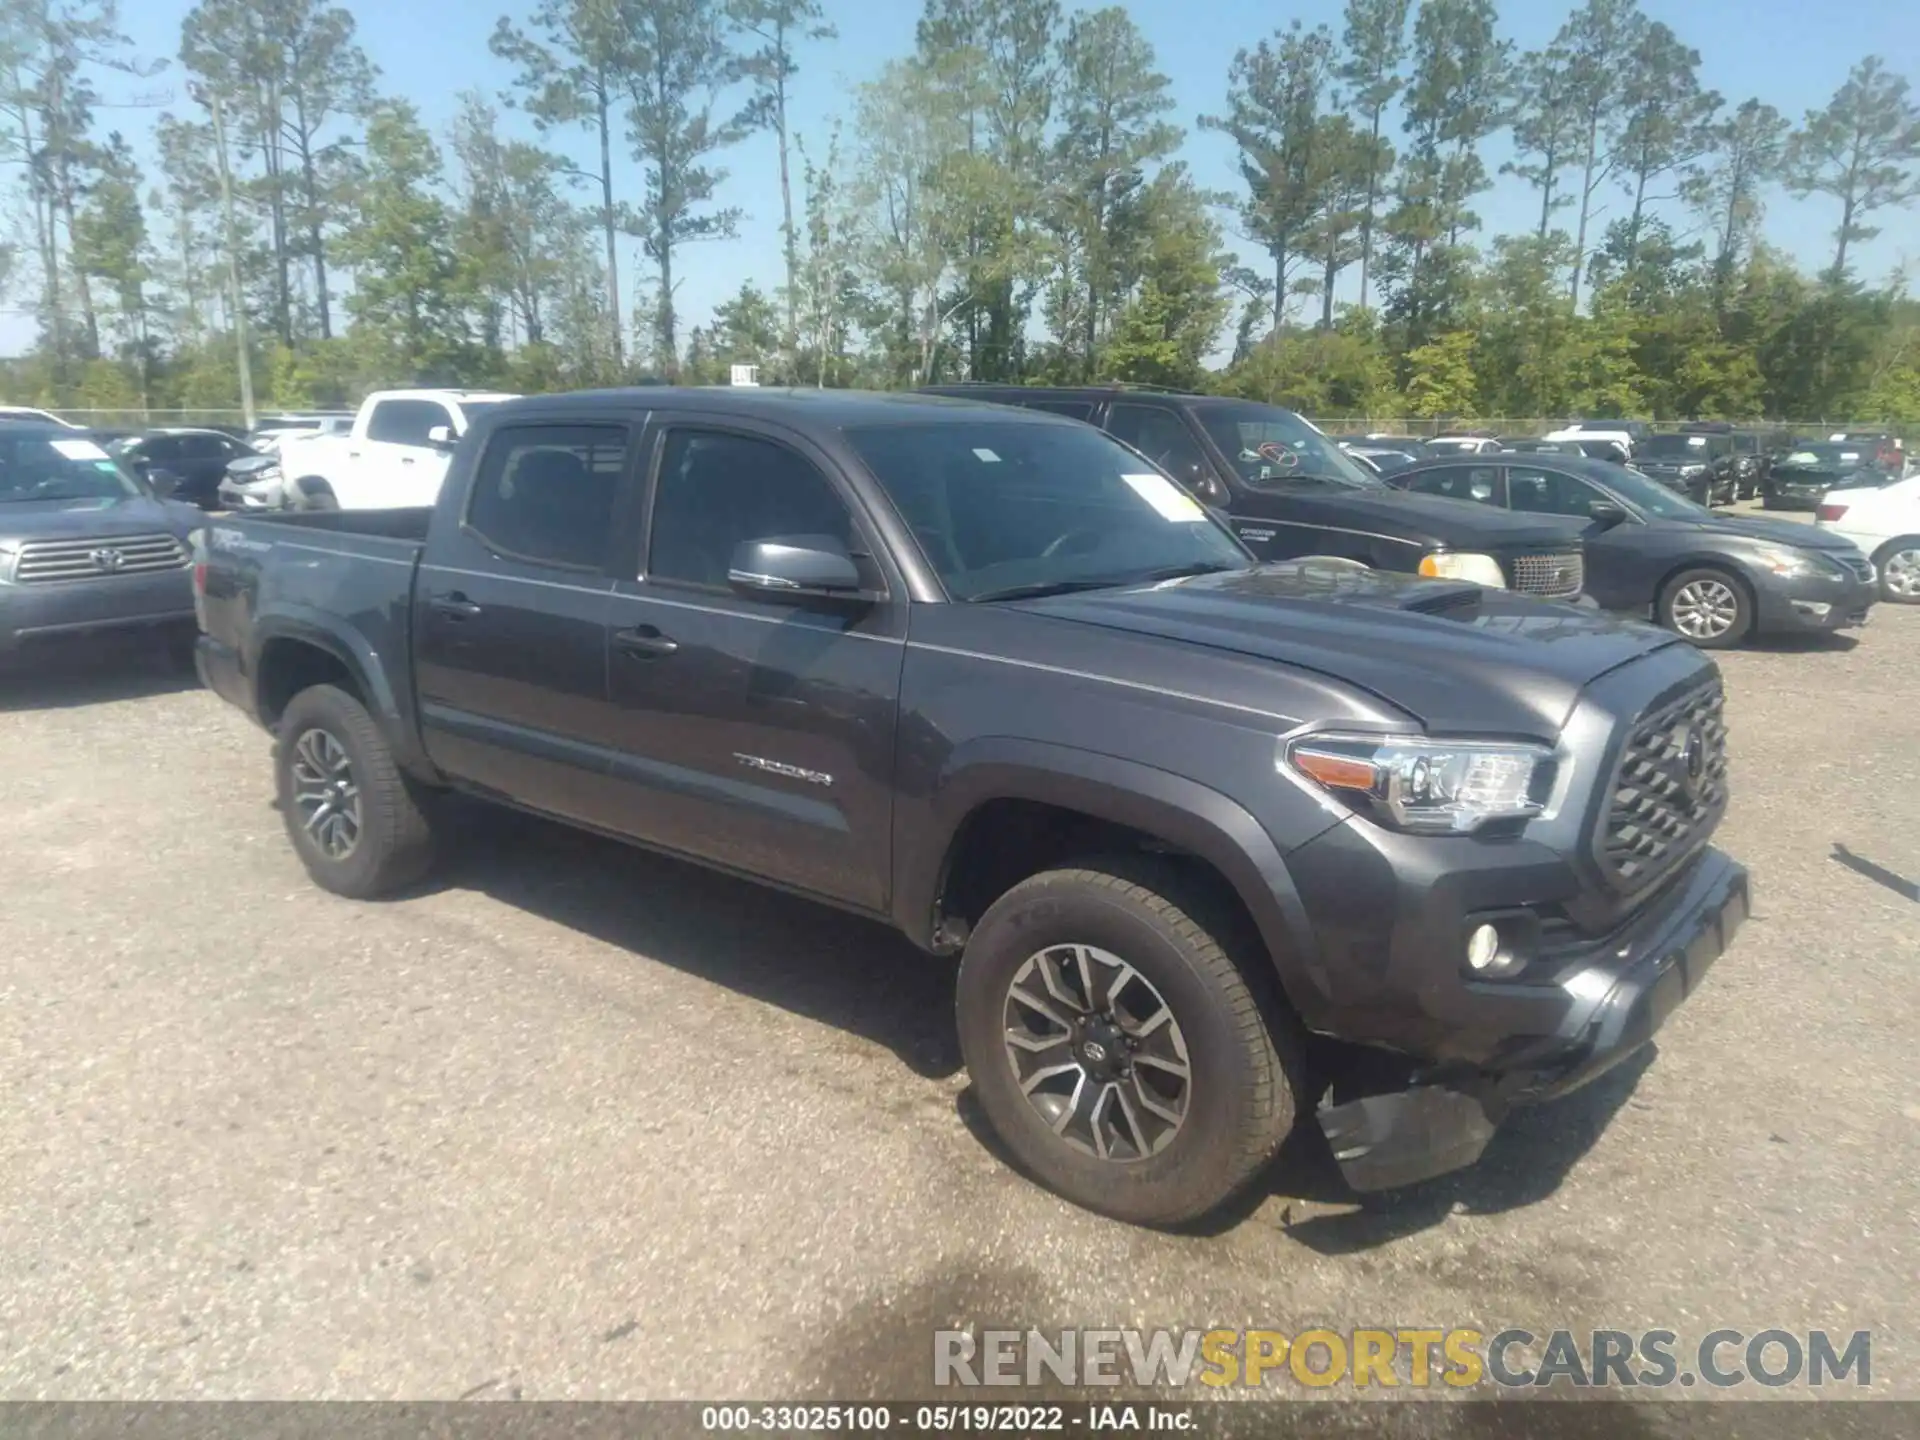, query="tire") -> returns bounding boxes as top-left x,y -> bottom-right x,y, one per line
274,683 -> 435,898
1658,567 -> 1754,649
955,855 -> 1306,1227
1873,538 -> 1920,605
298,479 -> 339,511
